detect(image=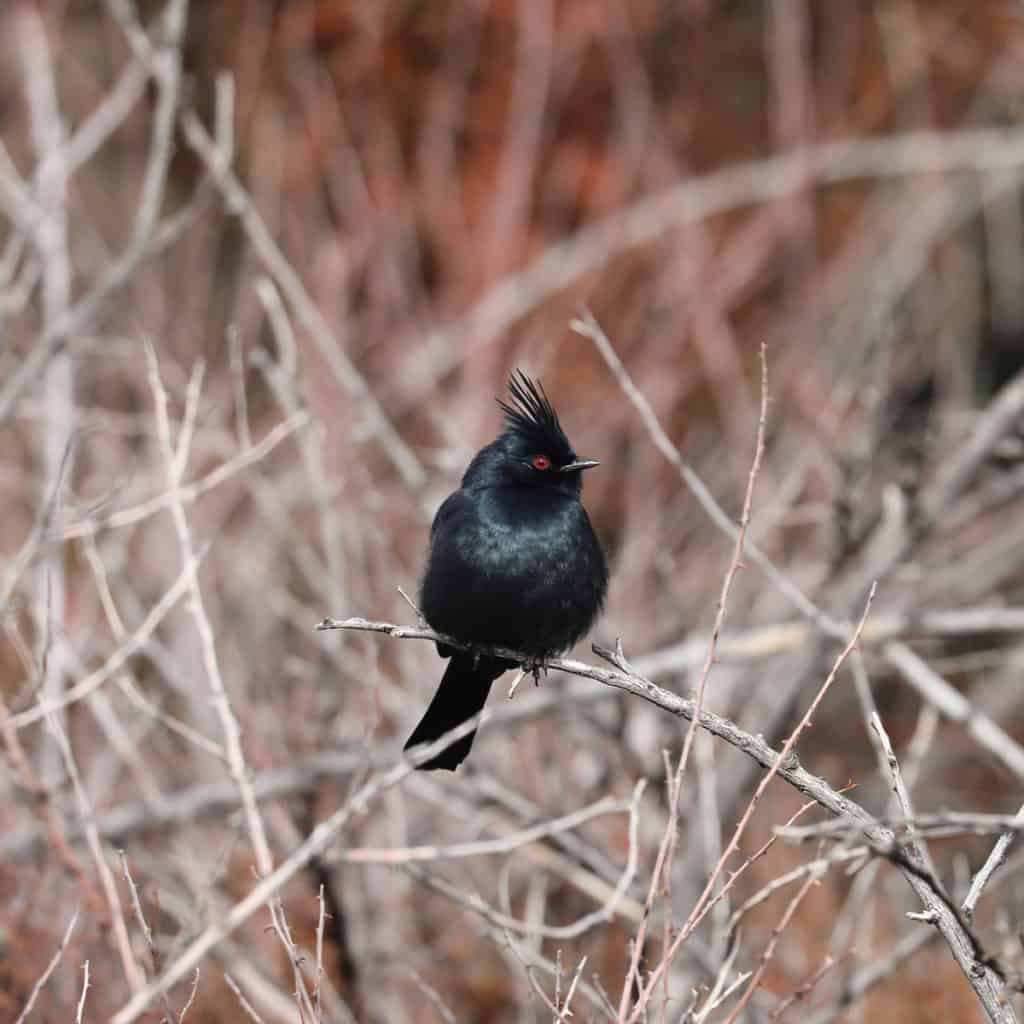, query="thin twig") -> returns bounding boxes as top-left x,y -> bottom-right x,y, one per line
76,961 -> 90,1024
13,907 -> 80,1024
144,341 -> 316,1017
885,642 -> 1024,781
617,337 -> 768,1019
574,312 -> 843,638
721,857 -> 828,1024
963,805 -> 1024,922
224,974 -> 266,1024
4,544 -> 207,730
869,711 -> 943,894
624,585 -> 877,1023
44,713 -> 145,993
110,711 -> 514,1022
